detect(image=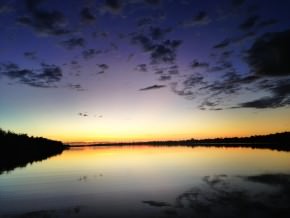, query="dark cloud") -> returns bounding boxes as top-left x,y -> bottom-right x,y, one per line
168,65 -> 179,75
158,75 -> 171,81
190,59 -> 209,69
239,15 -> 259,30
213,39 -> 231,49
0,62 -> 62,88
137,17 -> 152,27
127,53 -> 134,62
67,84 -> 85,91
78,112 -> 88,117
104,0 -> 122,13
206,59 -> 234,73
69,60 -> 82,73
92,31 -> 109,38
135,64 -> 148,72
139,84 -> 166,91
183,74 -> 205,88
238,97 -> 283,109
246,29 -> 290,77
132,34 -> 154,51
23,51 -> 37,60
39,63 -> 62,83
236,79 -> 290,108
96,64 -> 109,74
144,0 -> 161,5
80,7 -> 95,24
257,19 -> 278,28
231,0 -> 246,8
60,37 -> 85,50
25,0 -> 42,11
154,69 -> 164,74
201,72 -> 258,97
198,99 -> 223,111
171,82 -> 194,97
182,11 -> 211,27
0,4 -> 12,14
110,42 -> 118,51
17,0 -> 70,36
170,74 -> 206,98
170,70 -> 262,110
149,26 -> 171,40
0,62 -> 19,71
231,31 -> 256,44
82,49 -> 102,60
132,32 -> 182,64
150,39 -> 182,64
98,64 -> 109,70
